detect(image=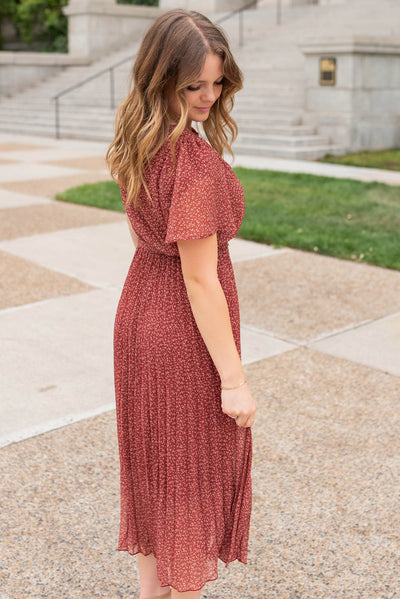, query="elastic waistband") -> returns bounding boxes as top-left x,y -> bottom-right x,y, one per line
137,237 -> 230,256
136,239 -> 178,258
